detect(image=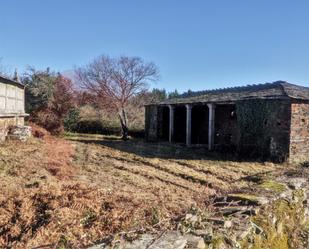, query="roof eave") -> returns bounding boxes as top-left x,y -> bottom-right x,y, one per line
0,76 -> 24,88
152,96 -> 293,106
